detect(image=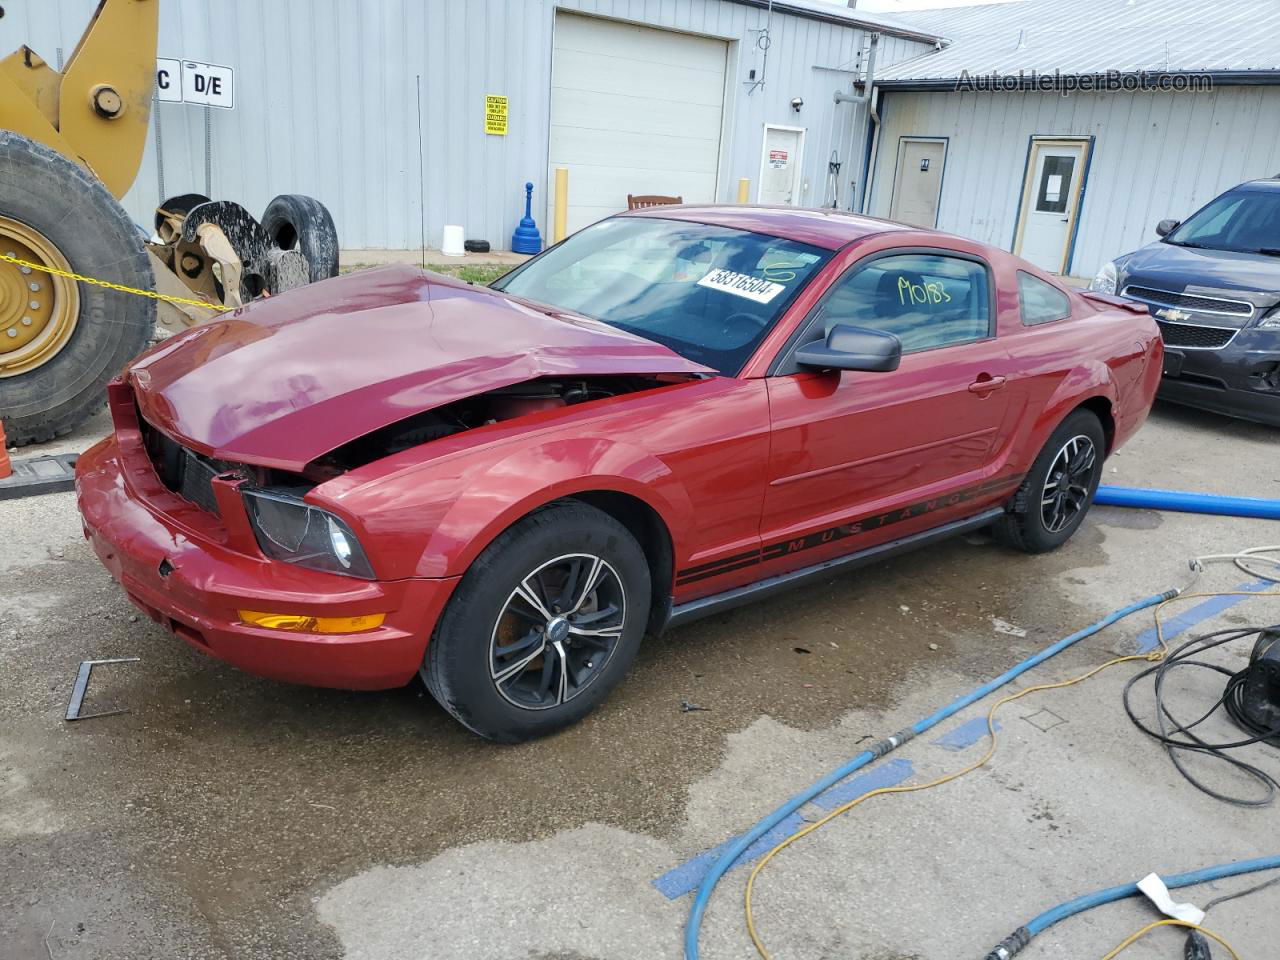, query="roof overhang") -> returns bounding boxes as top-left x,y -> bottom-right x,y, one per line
877,69 -> 1280,91
722,0 -> 946,45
